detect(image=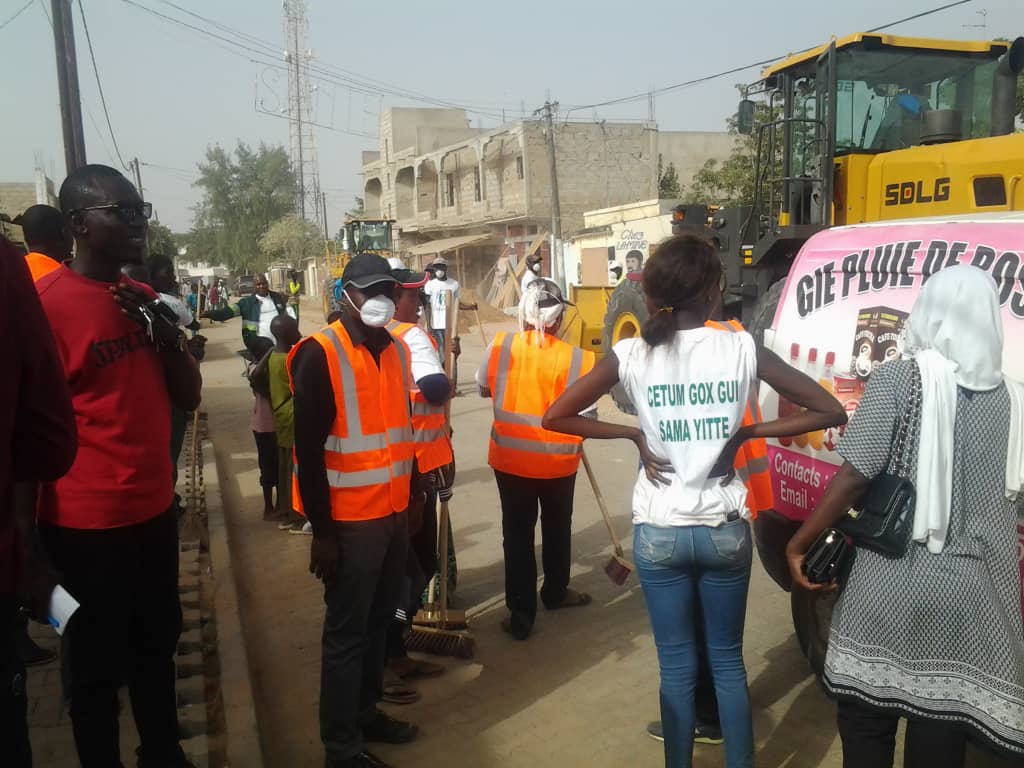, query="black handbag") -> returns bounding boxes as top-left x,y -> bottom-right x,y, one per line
839,363 -> 921,558
802,528 -> 854,585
